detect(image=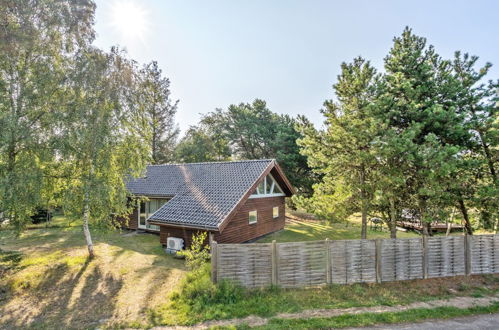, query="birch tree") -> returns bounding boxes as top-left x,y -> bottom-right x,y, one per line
59,48 -> 150,257
0,0 -> 95,232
